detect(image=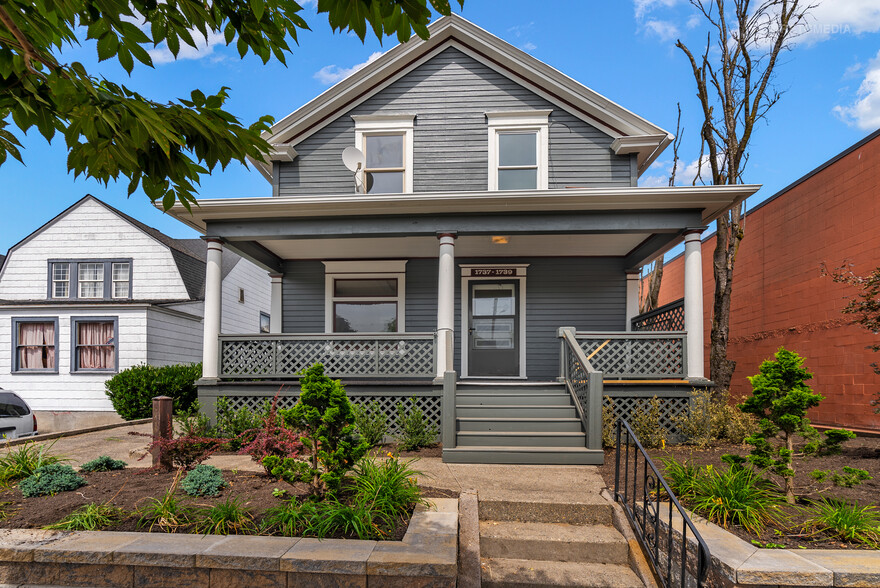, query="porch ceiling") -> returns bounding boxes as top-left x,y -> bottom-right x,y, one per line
258,233 -> 648,259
